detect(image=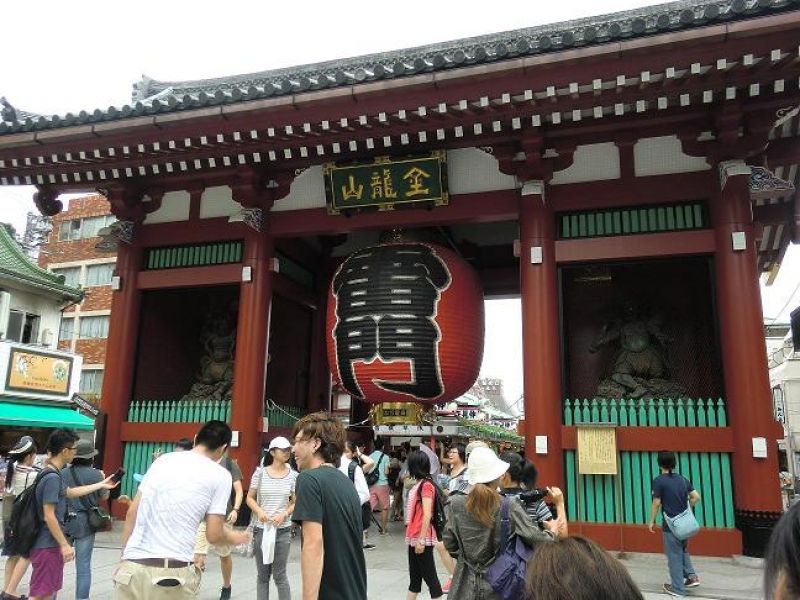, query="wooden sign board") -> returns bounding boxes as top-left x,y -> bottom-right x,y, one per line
577,425 -> 618,475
